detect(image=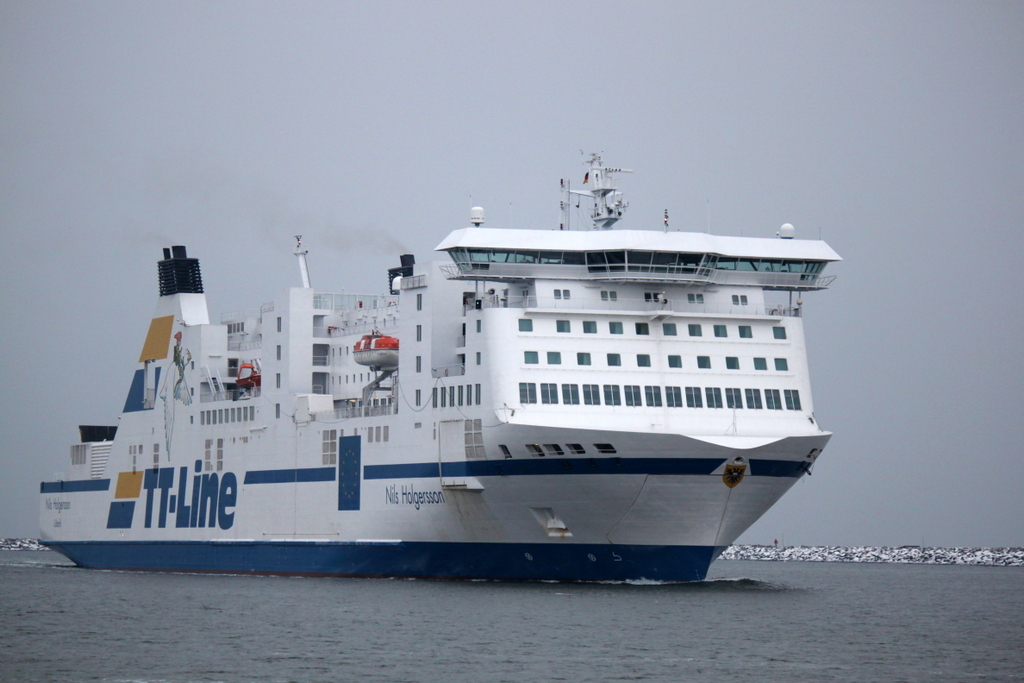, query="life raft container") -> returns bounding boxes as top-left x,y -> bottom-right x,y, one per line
353,333 -> 399,369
